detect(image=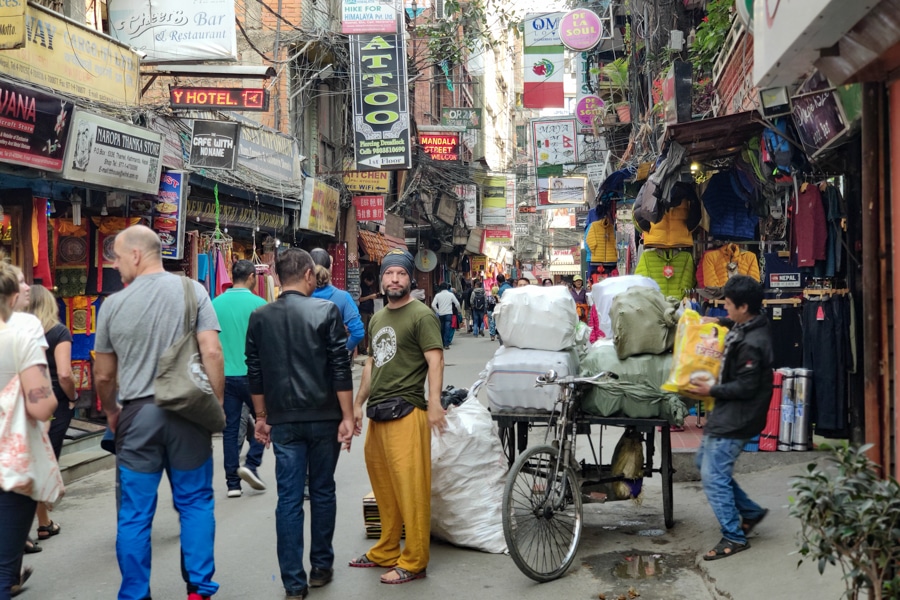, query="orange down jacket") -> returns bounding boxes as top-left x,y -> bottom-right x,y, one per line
697,243 -> 761,288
